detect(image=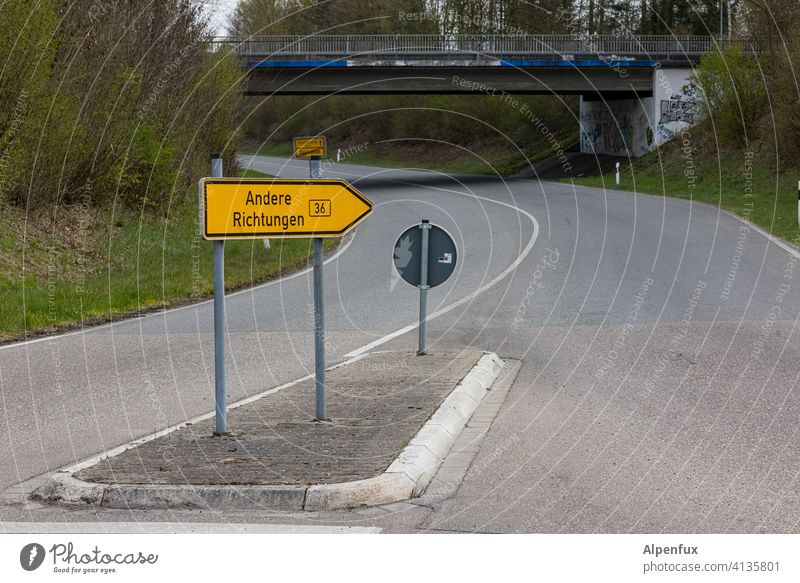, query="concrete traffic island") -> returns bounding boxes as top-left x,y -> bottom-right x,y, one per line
33,350 -> 504,511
